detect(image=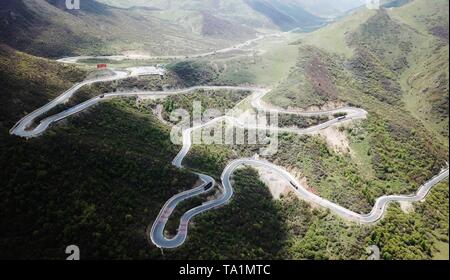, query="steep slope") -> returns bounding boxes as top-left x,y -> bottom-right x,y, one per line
200,11 -> 257,39
287,0 -> 367,18
0,0 -> 256,58
348,9 -> 420,73
281,0 -> 448,140
0,44 -> 86,124
389,0 -> 449,140
244,0 -> 325,31
153,9 -> 257,40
